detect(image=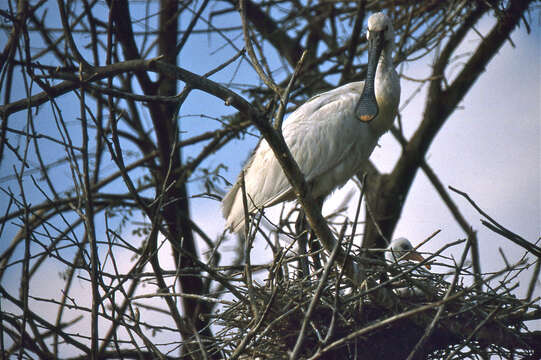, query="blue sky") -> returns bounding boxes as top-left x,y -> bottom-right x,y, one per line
0,3 -> 539,354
